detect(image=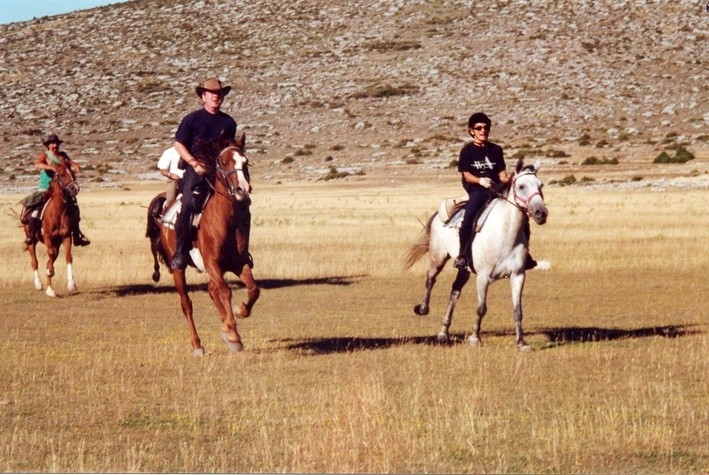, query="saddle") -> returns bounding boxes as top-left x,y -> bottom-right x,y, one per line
438,195 -> 496,233
160,192 -> 212,230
